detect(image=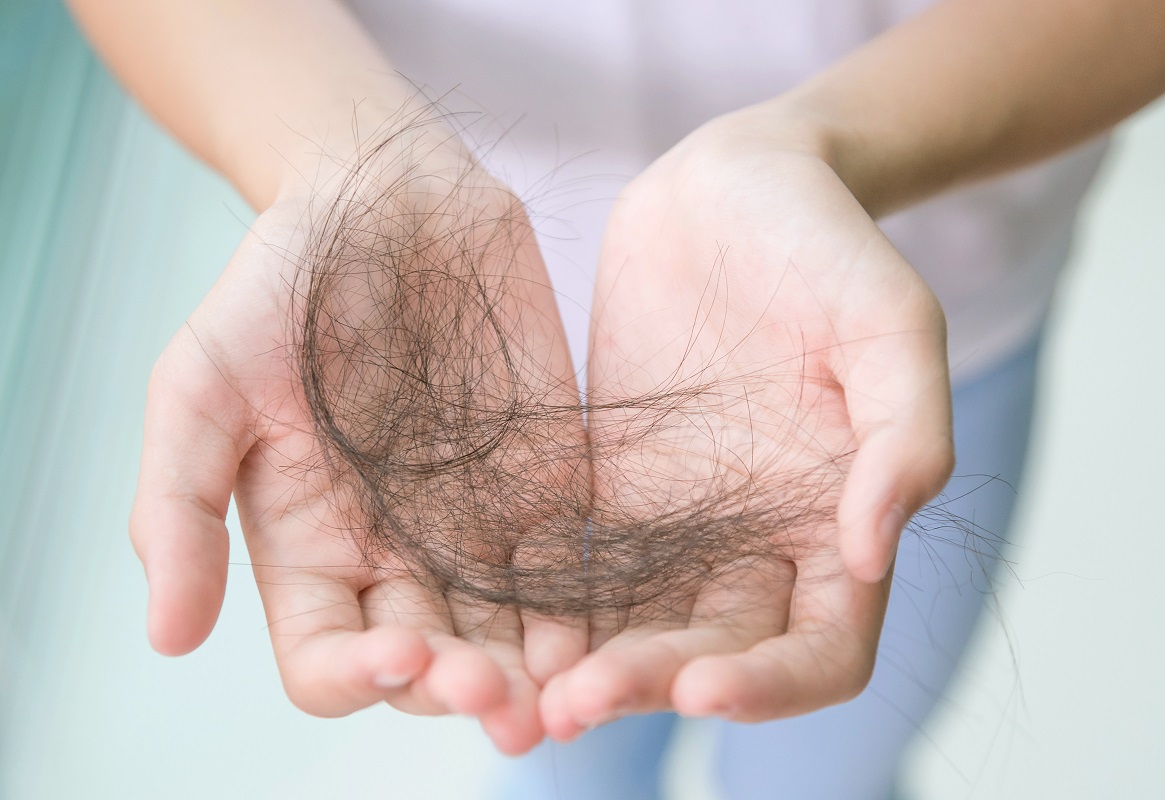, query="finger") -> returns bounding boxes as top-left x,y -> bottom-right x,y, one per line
280,625 -> 434,717
671,558 -> 891,720
511,519 -> 591,686
253,532 -> 510,720
255,564 -> 434,717
447,595 -> 544,754
521,610 -> 590,687
236,408 -> 514,721
832,284 -> 954,582
361,576 -> 510,718
540,559 -> 793,739
416,634 -> 510,717
476,634 -> 545,755
541,627 -> 749,741
131,337 -> 252,656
